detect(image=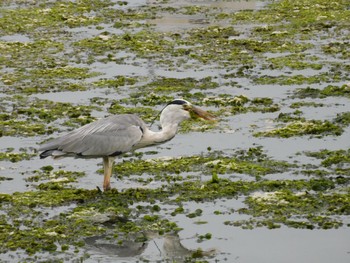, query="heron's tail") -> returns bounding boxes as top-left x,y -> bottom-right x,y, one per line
40,150 -> 54,159
39,149 -> 66,159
